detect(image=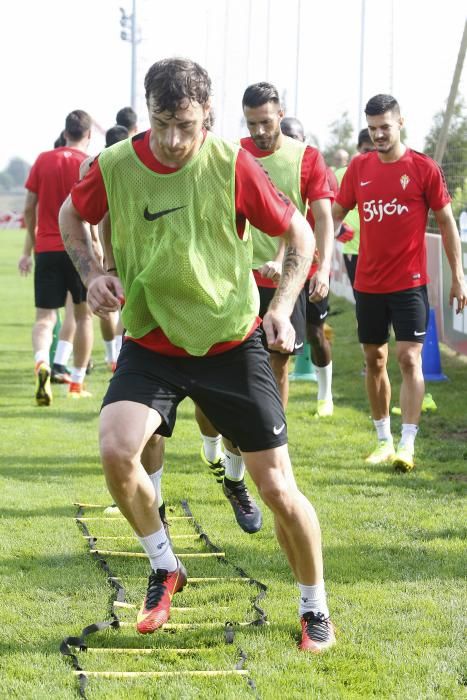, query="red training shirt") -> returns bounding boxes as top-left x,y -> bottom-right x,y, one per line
240,137 -> 333,286
336,148 -> 451,294
25,147 -> 88,253
71,130 -> 296,356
